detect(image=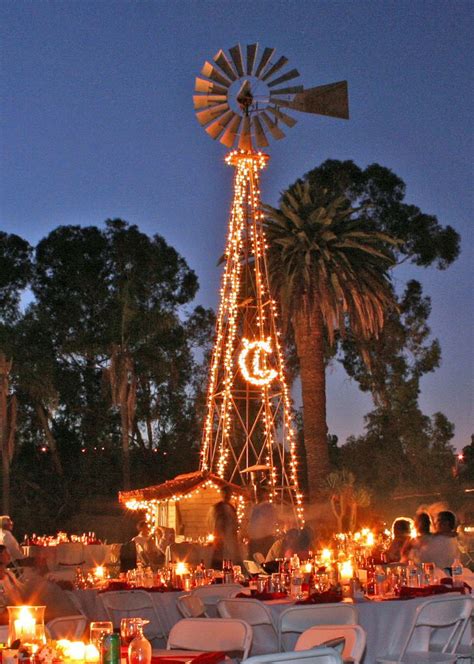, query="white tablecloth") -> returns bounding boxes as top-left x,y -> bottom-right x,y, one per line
23,544 -> 117,569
